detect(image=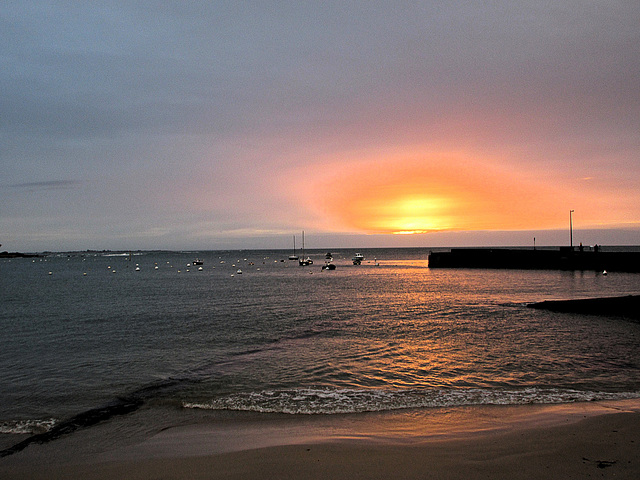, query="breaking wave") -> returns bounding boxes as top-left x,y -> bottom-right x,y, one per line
0,418 -> 57,435
183,387 -> 640,415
